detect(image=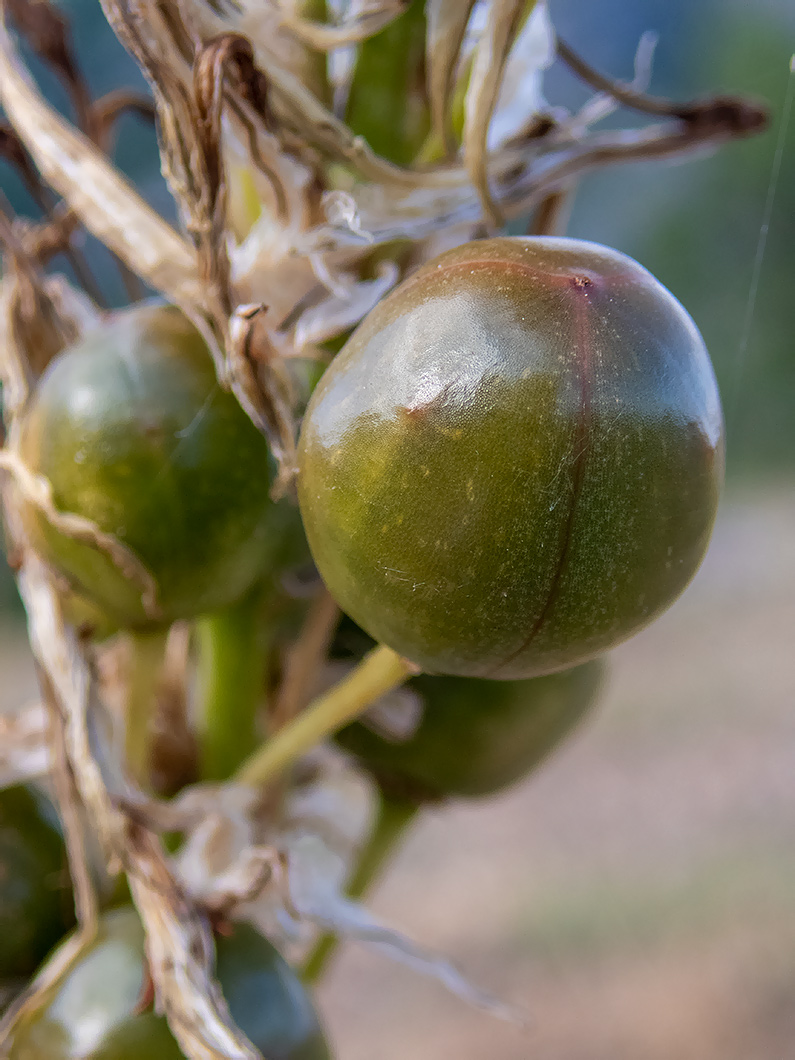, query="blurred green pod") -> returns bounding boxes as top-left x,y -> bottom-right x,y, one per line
19,304 -> 298,629
0,784 -> 74,980
333,619 -> 605,799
